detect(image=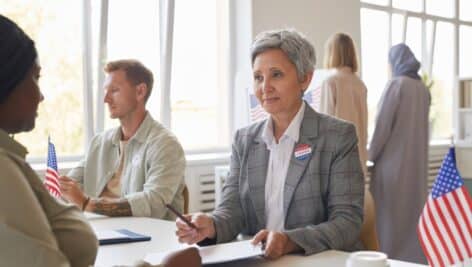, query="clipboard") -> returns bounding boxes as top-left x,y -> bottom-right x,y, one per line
96,229 -> 151,245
